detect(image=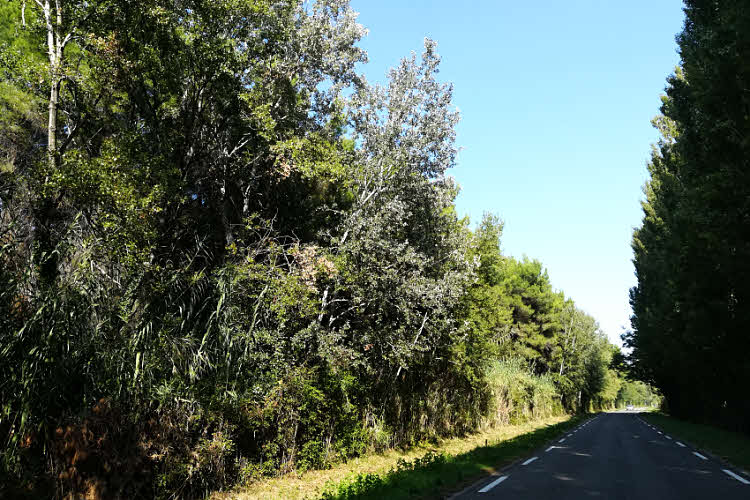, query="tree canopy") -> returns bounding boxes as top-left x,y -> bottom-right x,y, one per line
0,1 -> 623,497
627,0 -> 750,431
